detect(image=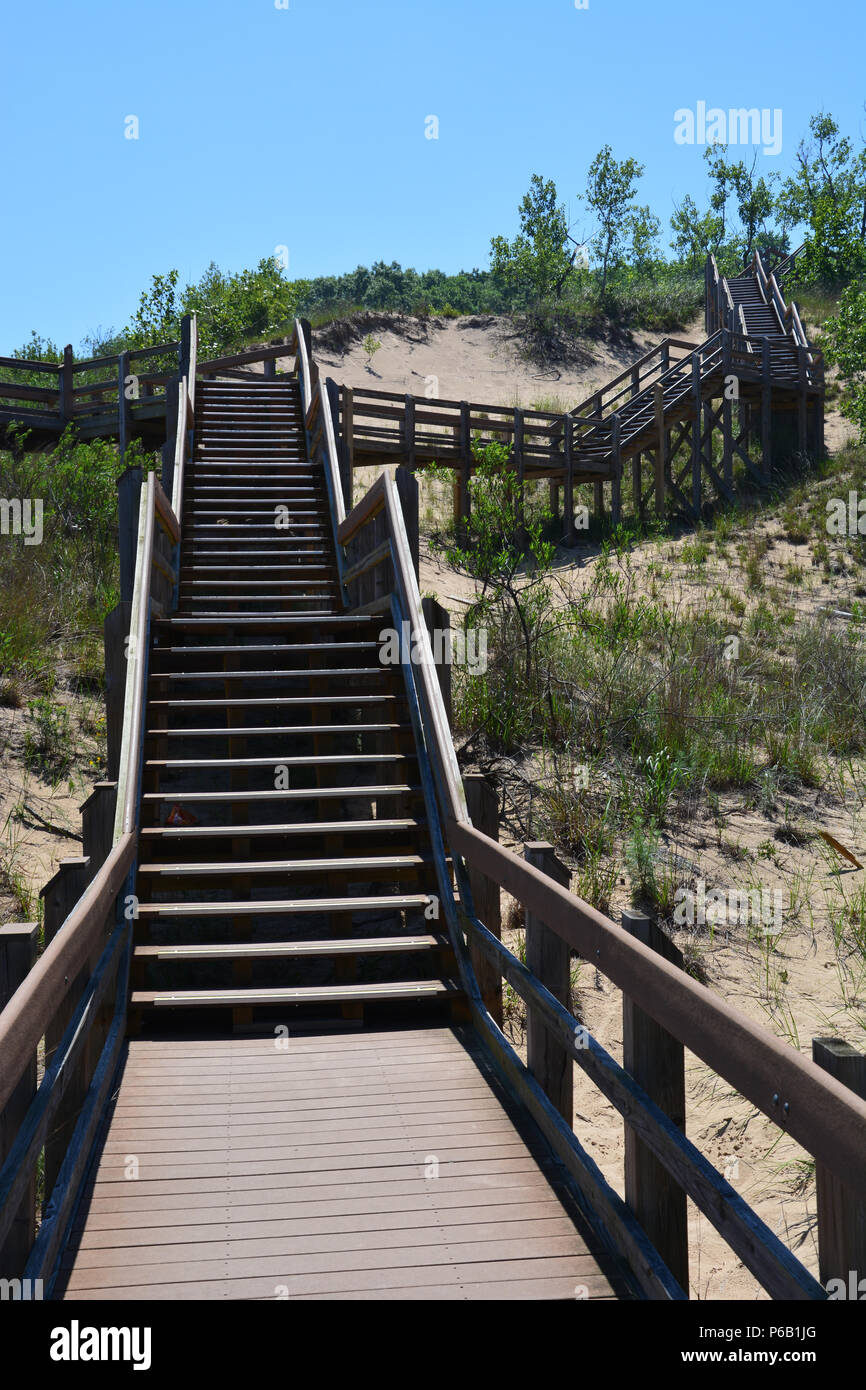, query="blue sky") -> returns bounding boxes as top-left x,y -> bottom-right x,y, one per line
0,0 -> 862,352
